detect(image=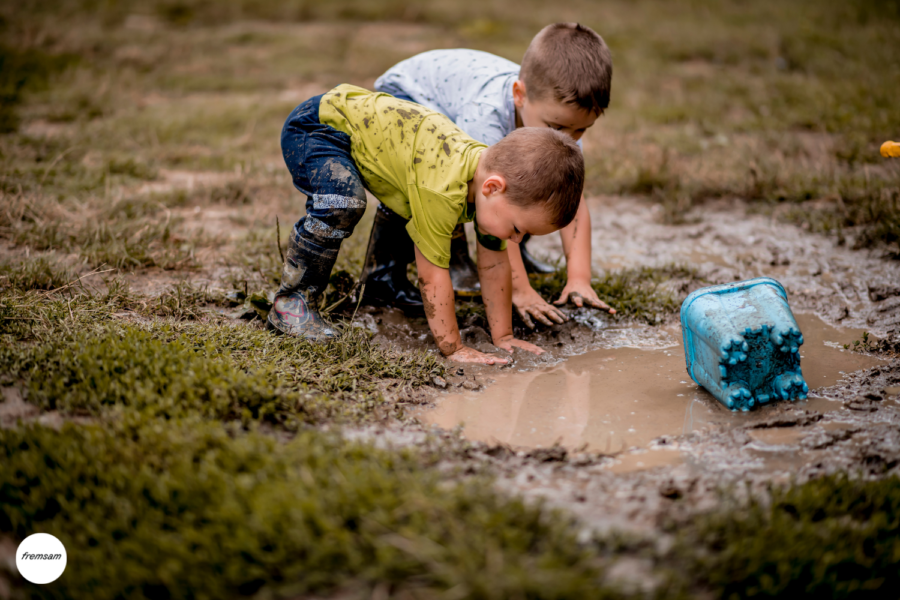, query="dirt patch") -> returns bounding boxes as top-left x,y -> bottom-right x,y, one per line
137,169 -> 238,196
0,386 -> 39,428
416,313 -> 884,454
532,196 -> 900,335
374,195 -> 900,541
